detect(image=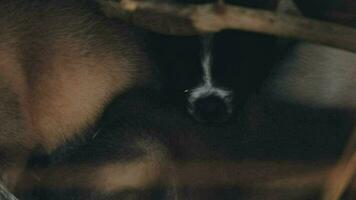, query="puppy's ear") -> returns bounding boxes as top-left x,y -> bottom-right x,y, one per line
273,0 -> 303,49
276,0 -> 302,16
